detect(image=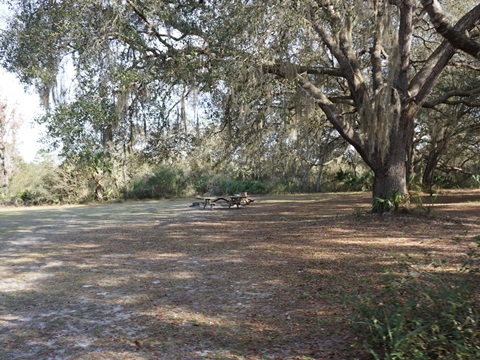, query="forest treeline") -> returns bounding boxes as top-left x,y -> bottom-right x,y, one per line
1,141 -> 478,206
